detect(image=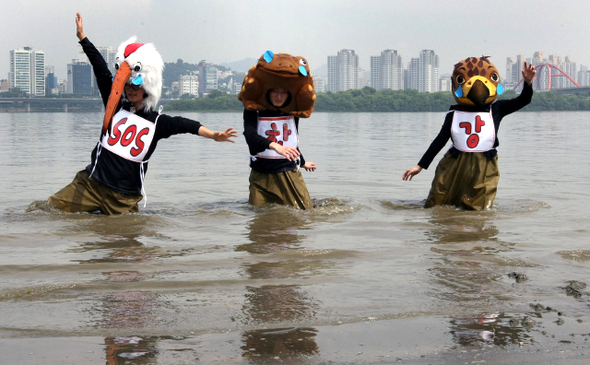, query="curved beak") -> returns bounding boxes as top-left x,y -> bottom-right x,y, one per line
102,62 -> 131,134
467,79 -> 490,108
